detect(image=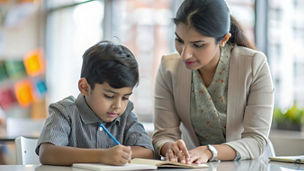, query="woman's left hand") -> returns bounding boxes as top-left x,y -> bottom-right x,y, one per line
188,146 -> 212,164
